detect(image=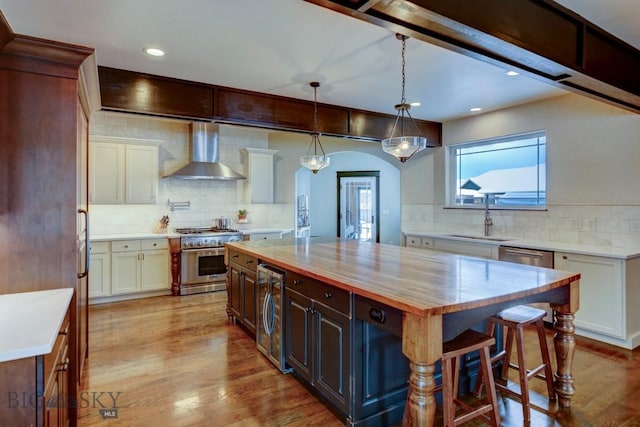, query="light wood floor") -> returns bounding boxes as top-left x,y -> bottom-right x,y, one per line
78,292 -> 640,426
